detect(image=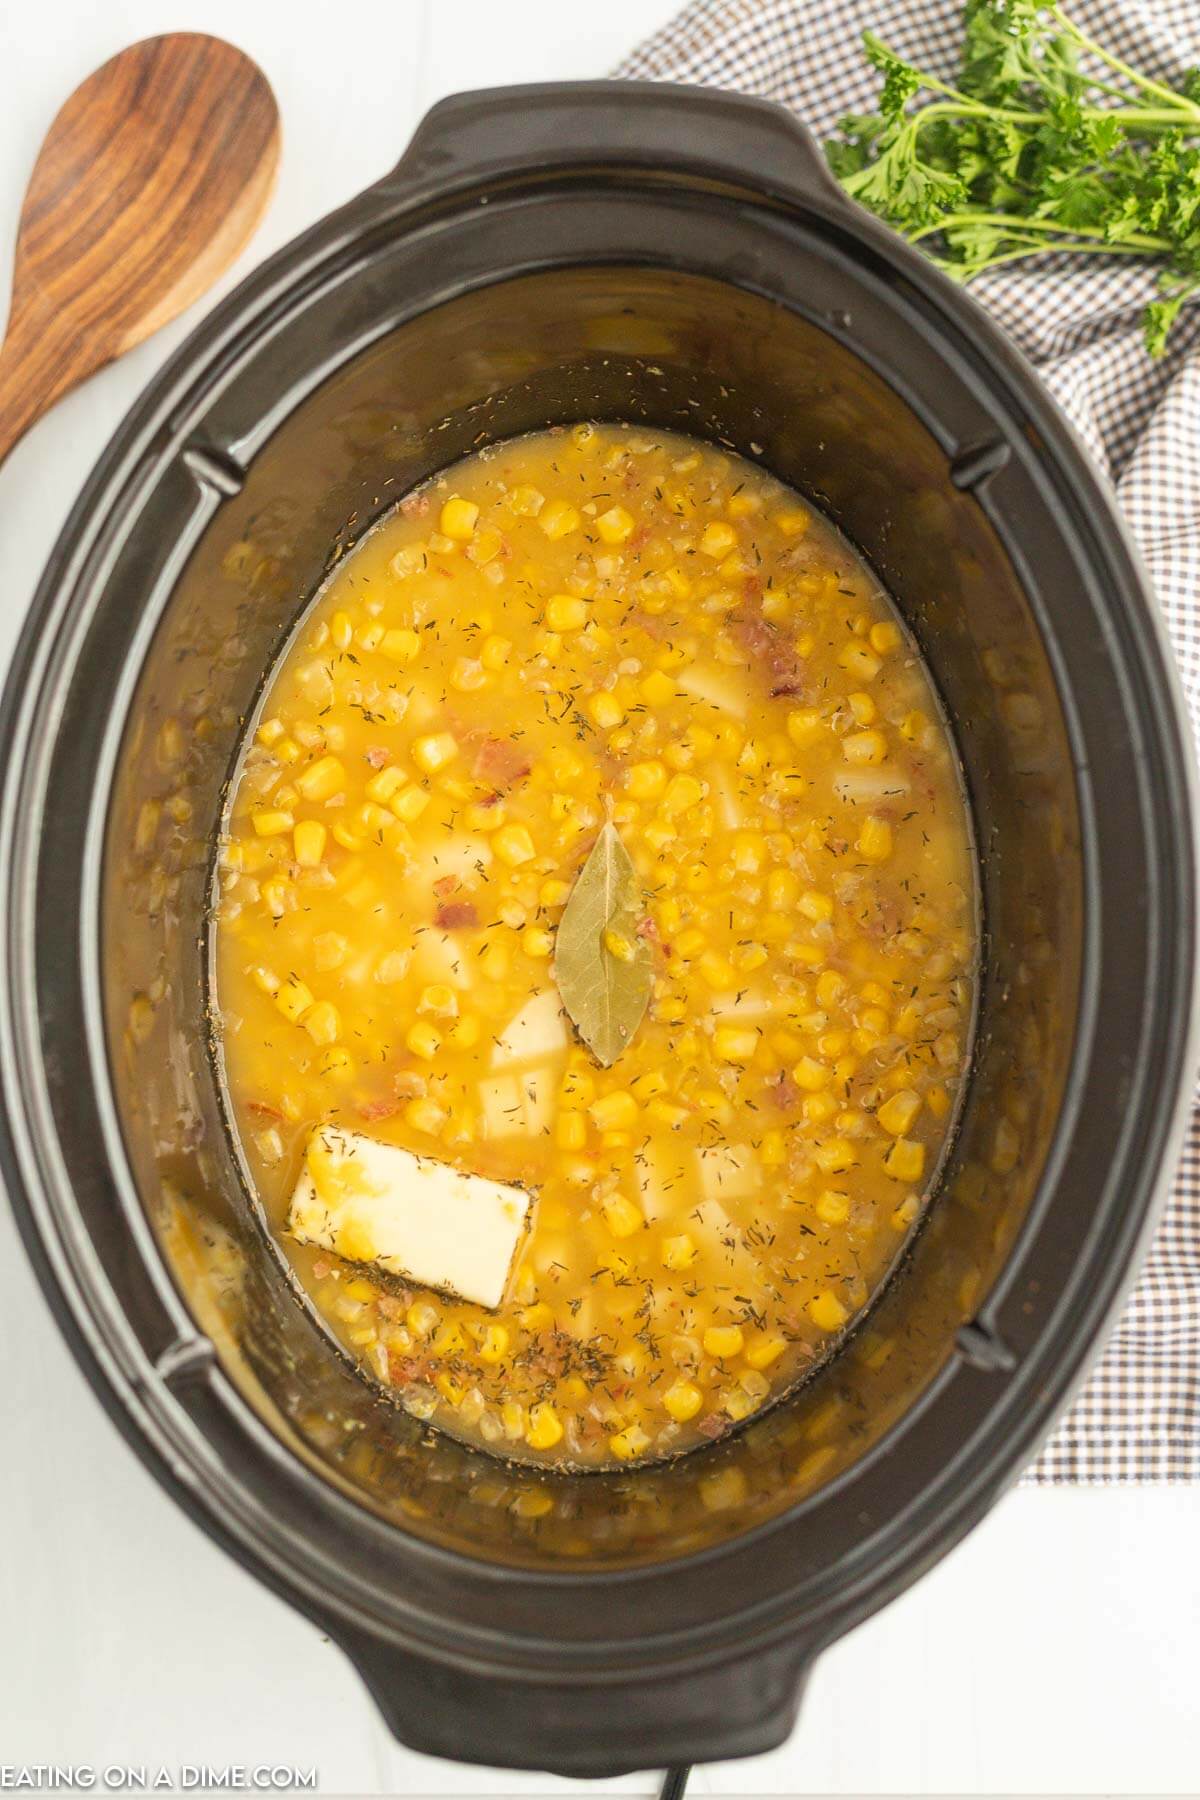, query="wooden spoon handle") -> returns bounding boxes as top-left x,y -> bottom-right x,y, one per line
0,303 -> 77,469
